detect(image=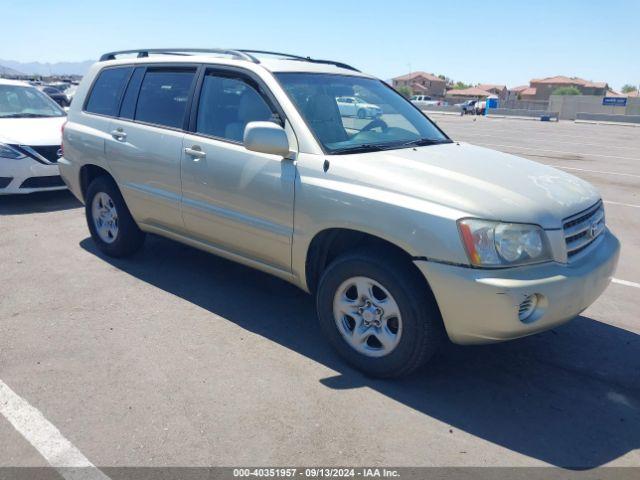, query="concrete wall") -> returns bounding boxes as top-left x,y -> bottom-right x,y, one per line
548,95 -> 640,120
576,113 -> 640,124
